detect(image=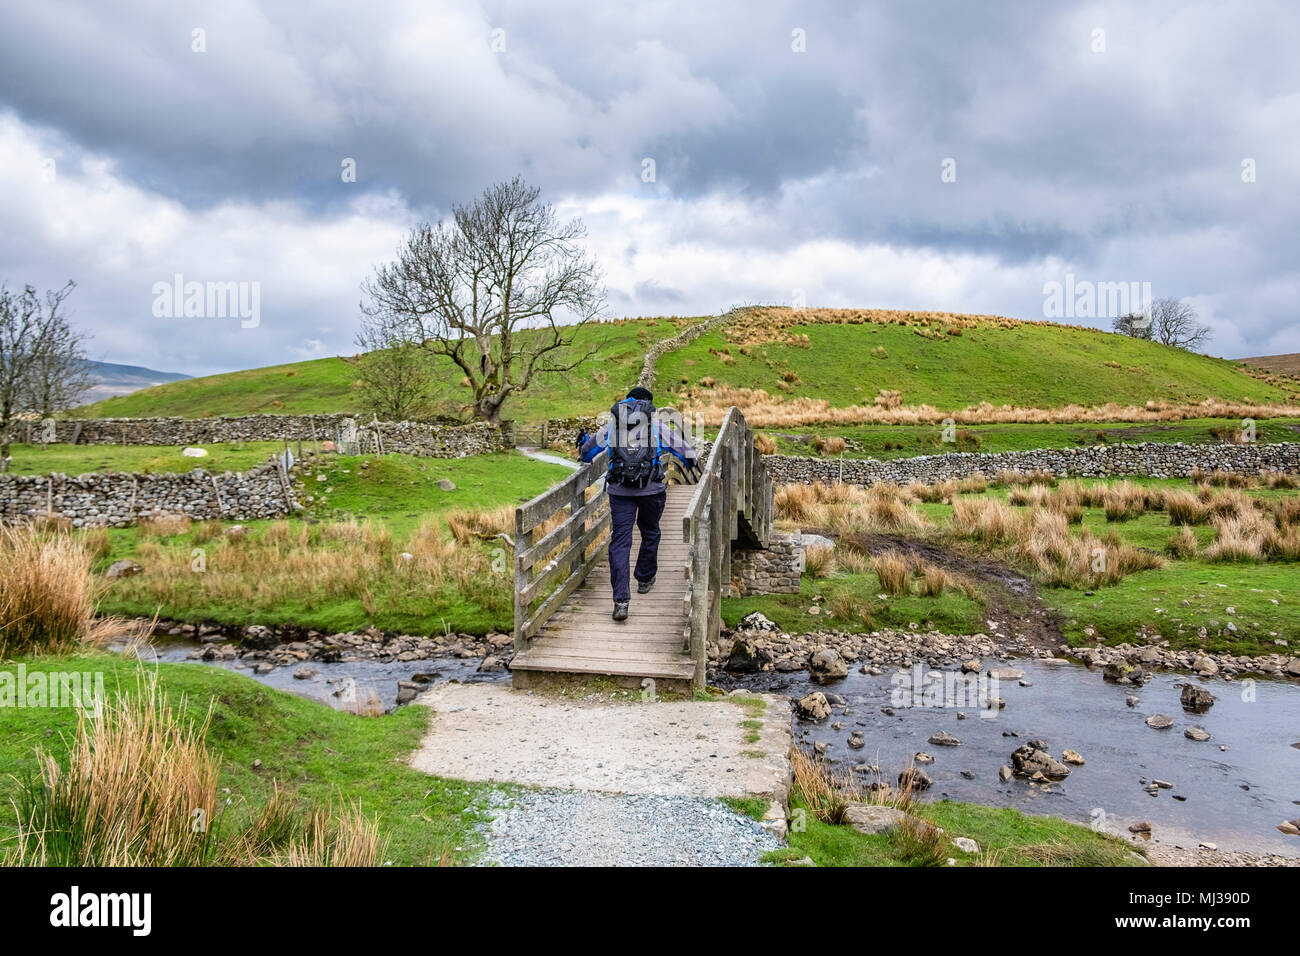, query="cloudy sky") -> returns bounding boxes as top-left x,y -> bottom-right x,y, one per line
1,0 -> 1296,376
